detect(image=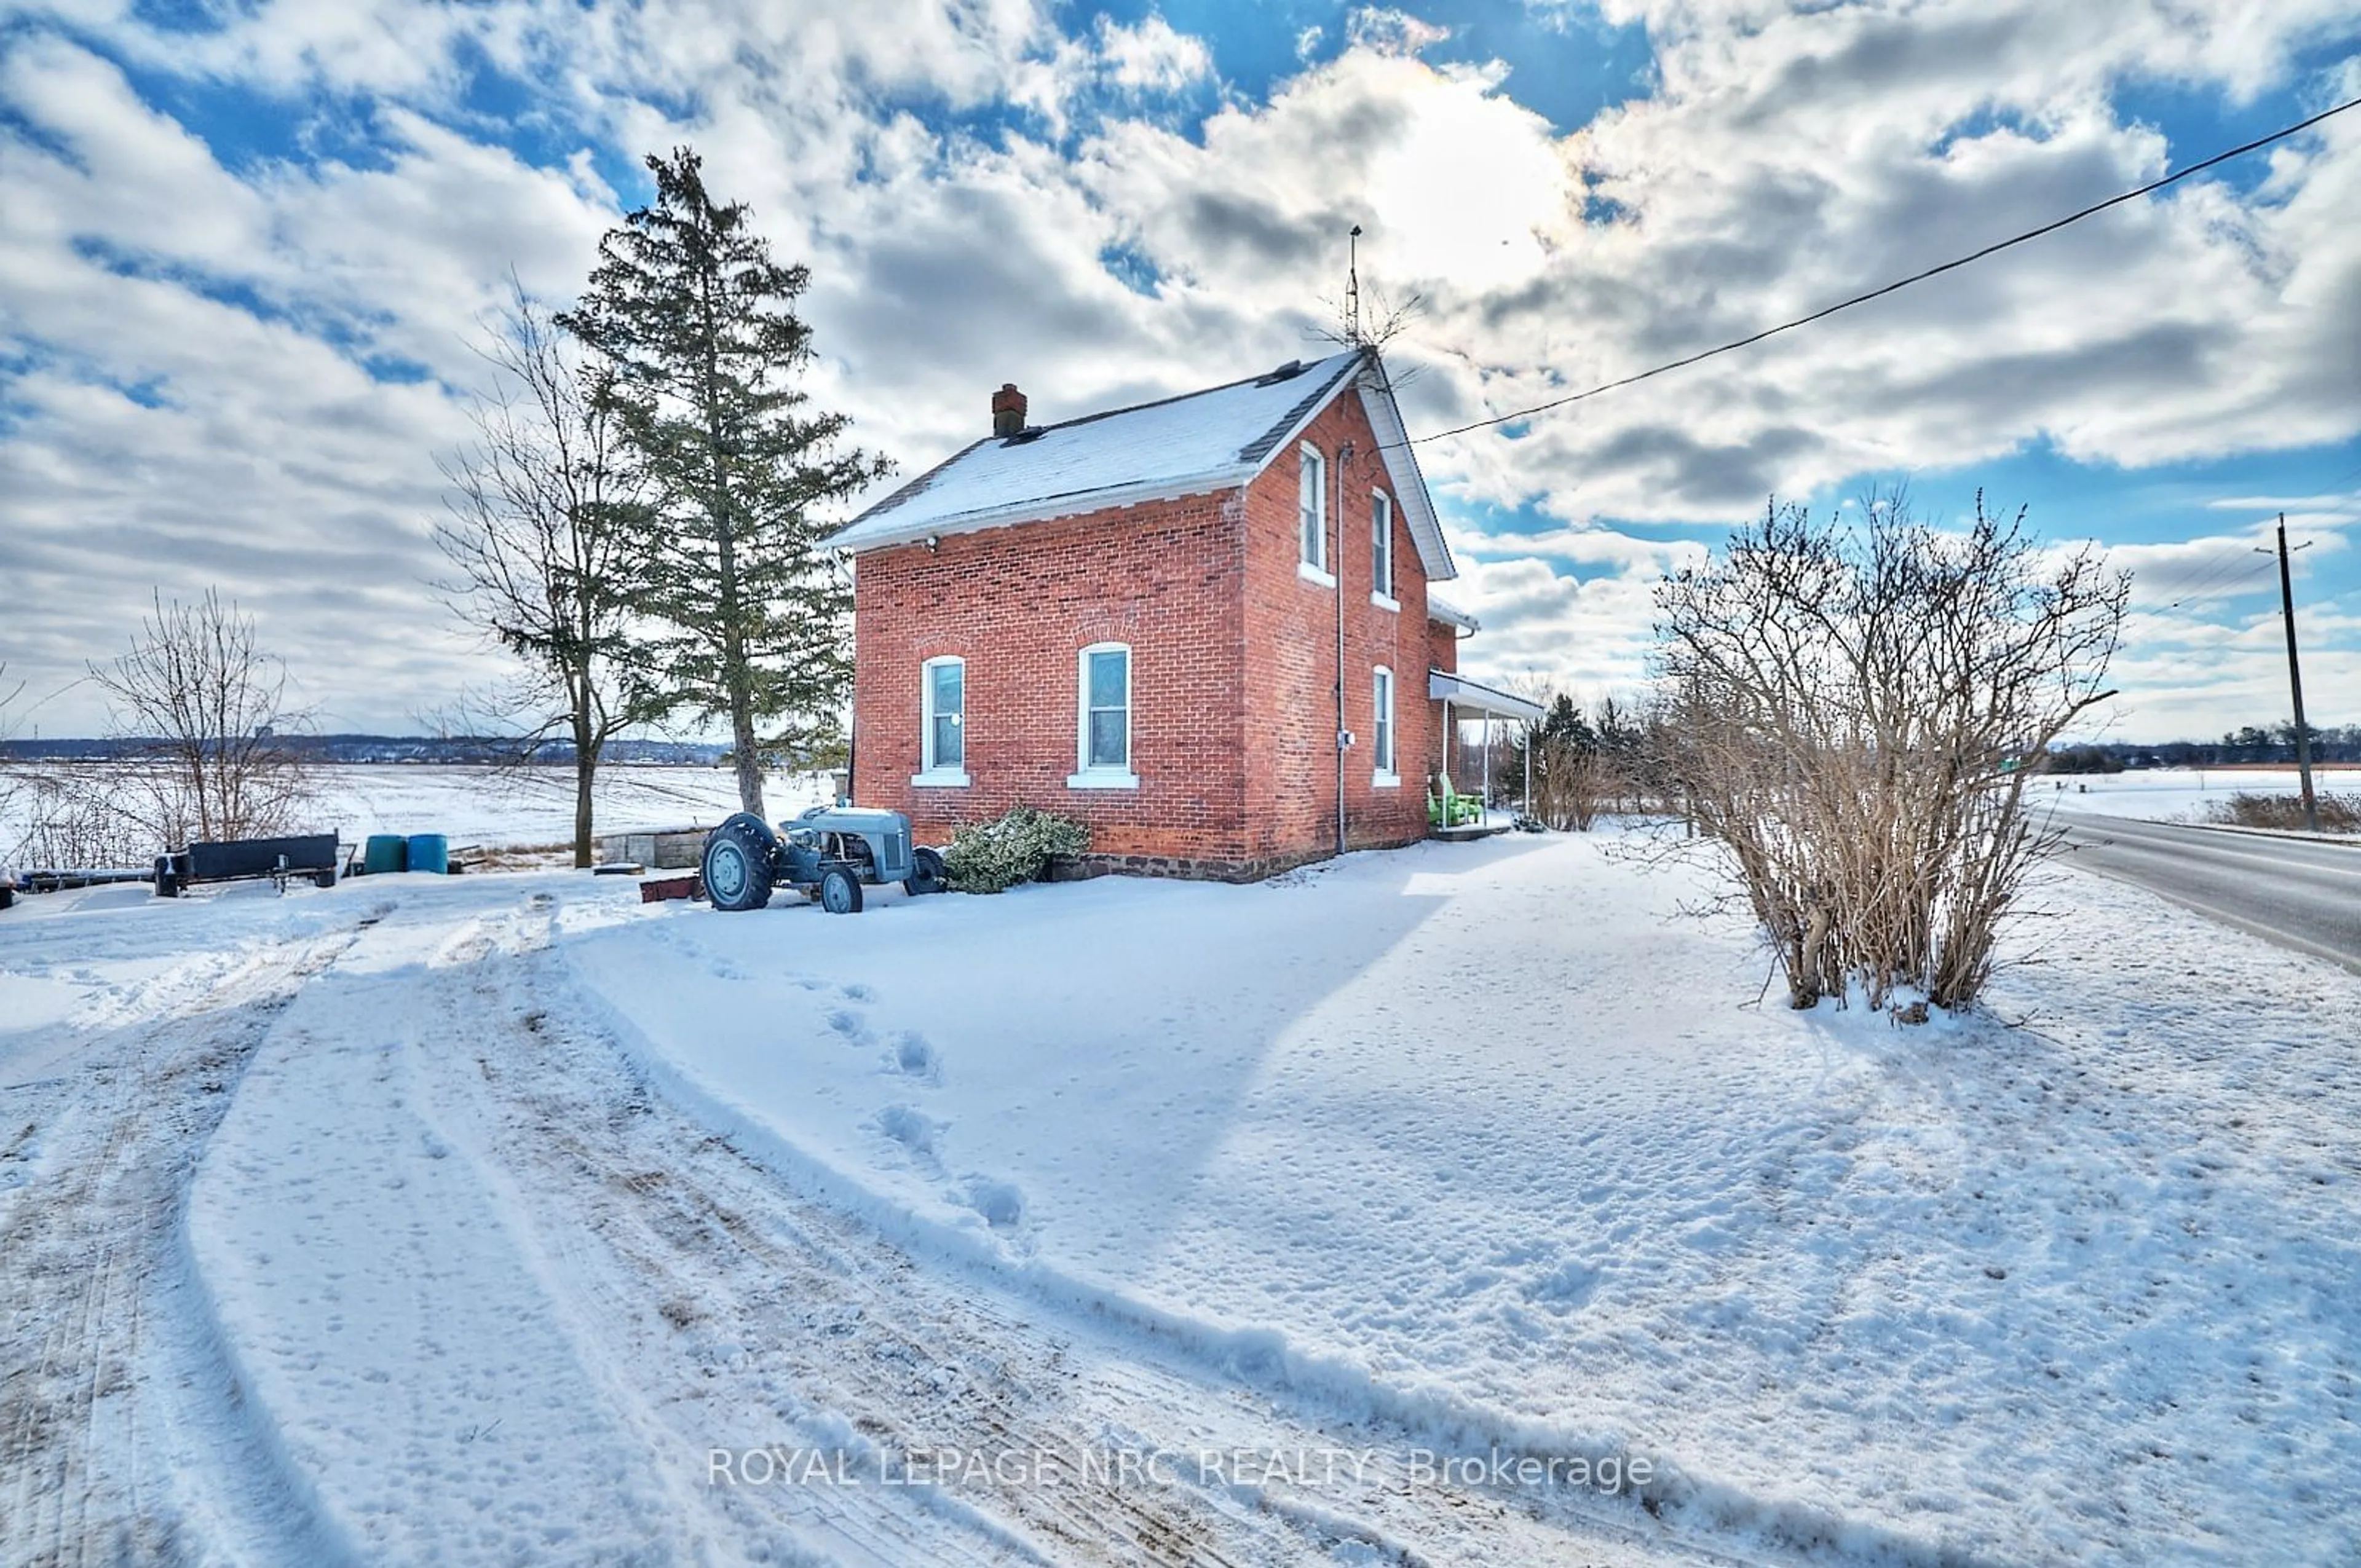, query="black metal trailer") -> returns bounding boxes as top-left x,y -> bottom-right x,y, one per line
155,833 -> 341,897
